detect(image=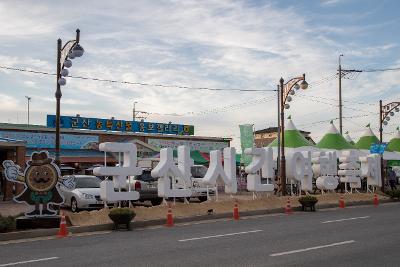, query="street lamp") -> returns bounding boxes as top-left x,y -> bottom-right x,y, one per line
279,74 -> 308,196
55,29 -> 84,166
379,100 -> 400,193
25,96 -> 31,127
